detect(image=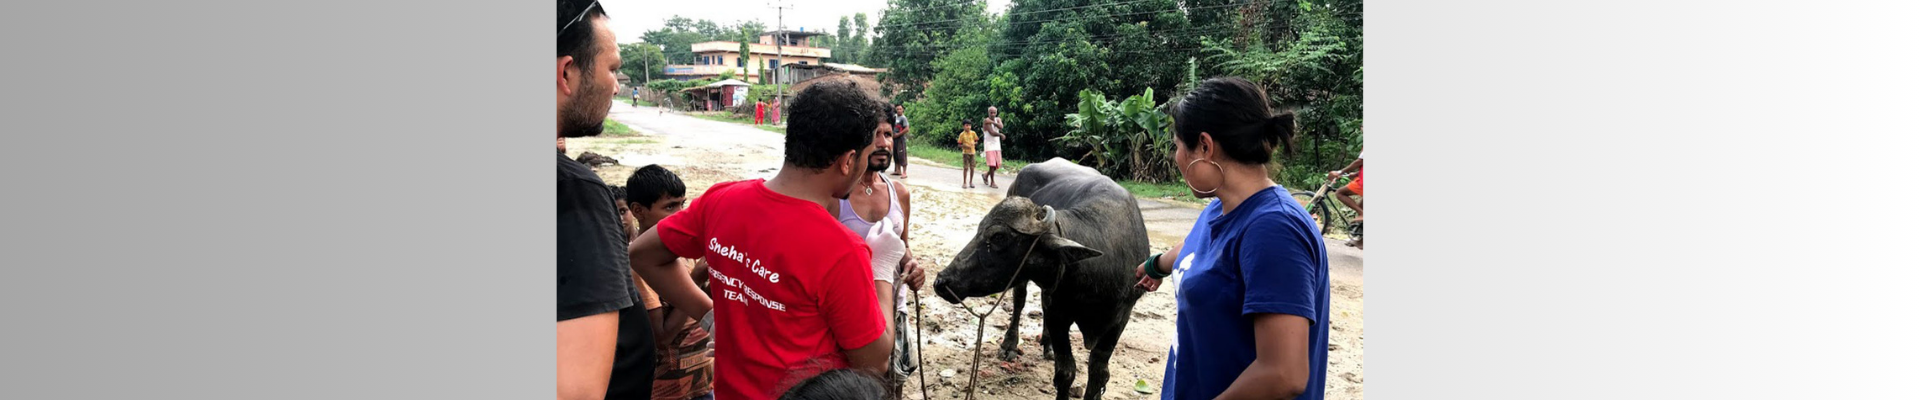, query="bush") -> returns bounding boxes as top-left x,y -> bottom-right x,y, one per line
1055,88 -> 1178,182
